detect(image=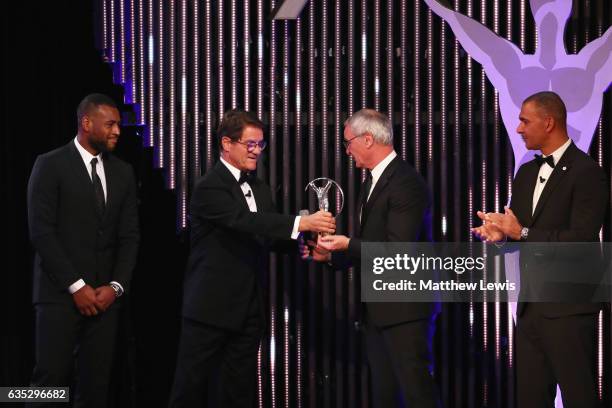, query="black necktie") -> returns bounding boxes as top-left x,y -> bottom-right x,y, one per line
534,154 -> 555,168
238,171 -> 253,185
91,158 -> 106,216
